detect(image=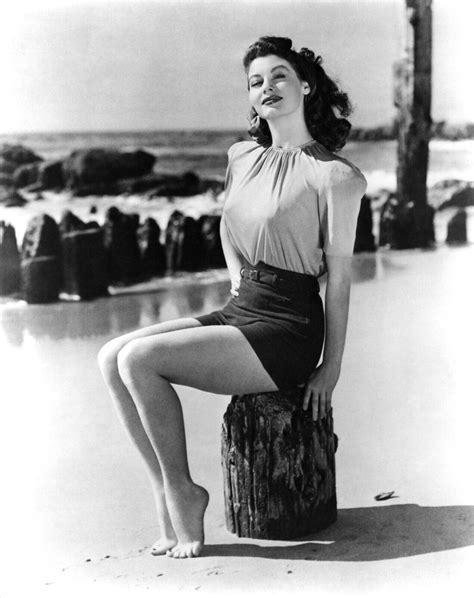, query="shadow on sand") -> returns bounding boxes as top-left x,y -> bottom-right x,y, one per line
203,504 -> 474,561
